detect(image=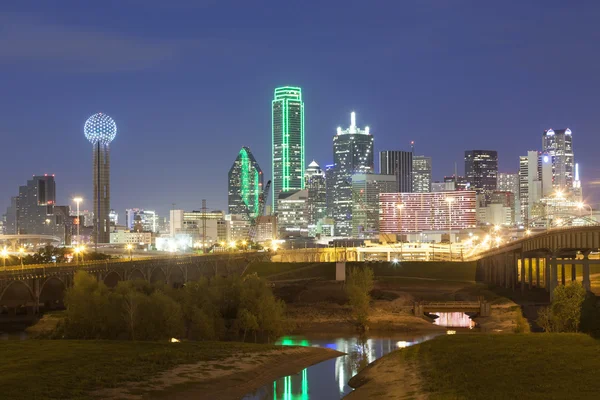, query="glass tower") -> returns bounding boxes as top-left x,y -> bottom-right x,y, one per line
228,146 -> 264,217
272,86 -> 305,212
542,128 -> 574,191
330,112 -> 374,236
